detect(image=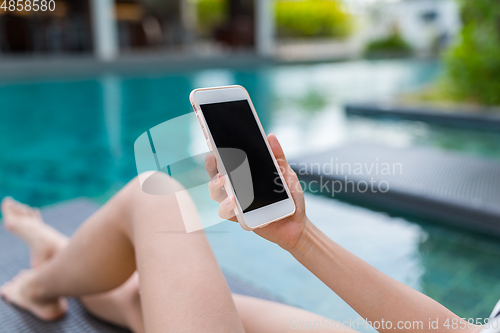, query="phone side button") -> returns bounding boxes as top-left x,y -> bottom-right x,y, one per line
202,127 -> 208,139
196,115 -> 209,139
